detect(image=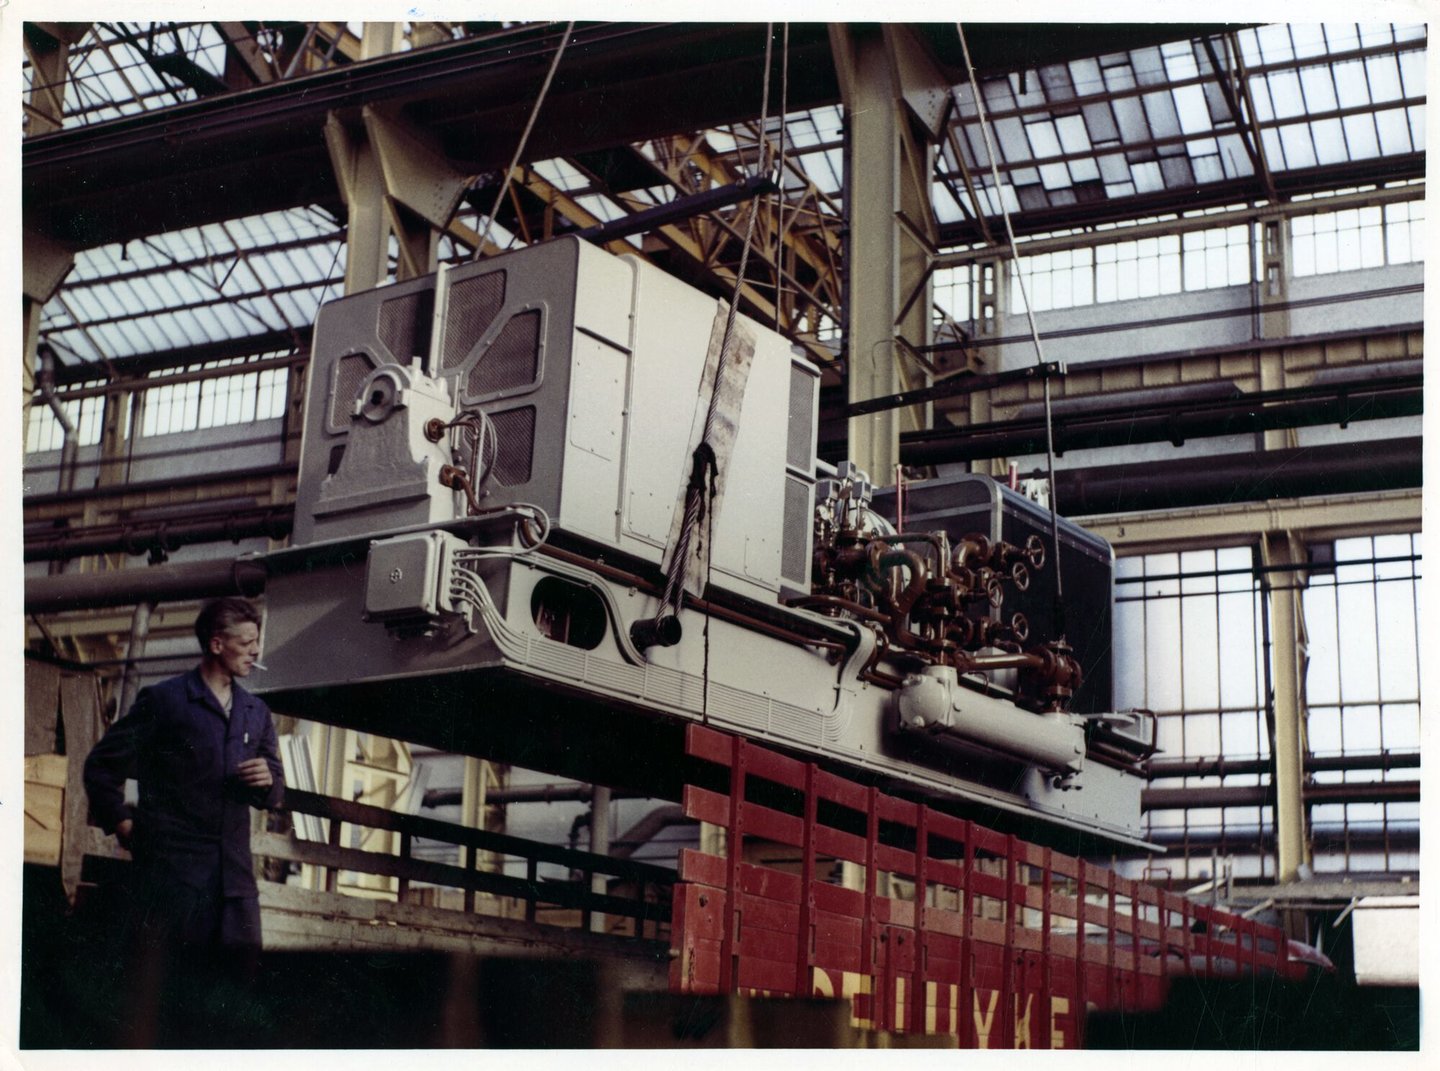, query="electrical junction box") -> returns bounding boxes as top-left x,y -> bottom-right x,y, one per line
364,530 -> 464,627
